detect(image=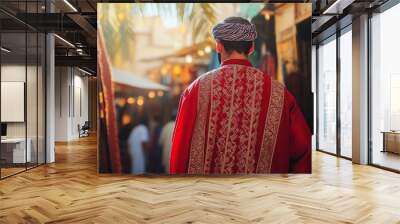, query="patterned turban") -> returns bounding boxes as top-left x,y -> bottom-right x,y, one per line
212,18 -> 257,41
